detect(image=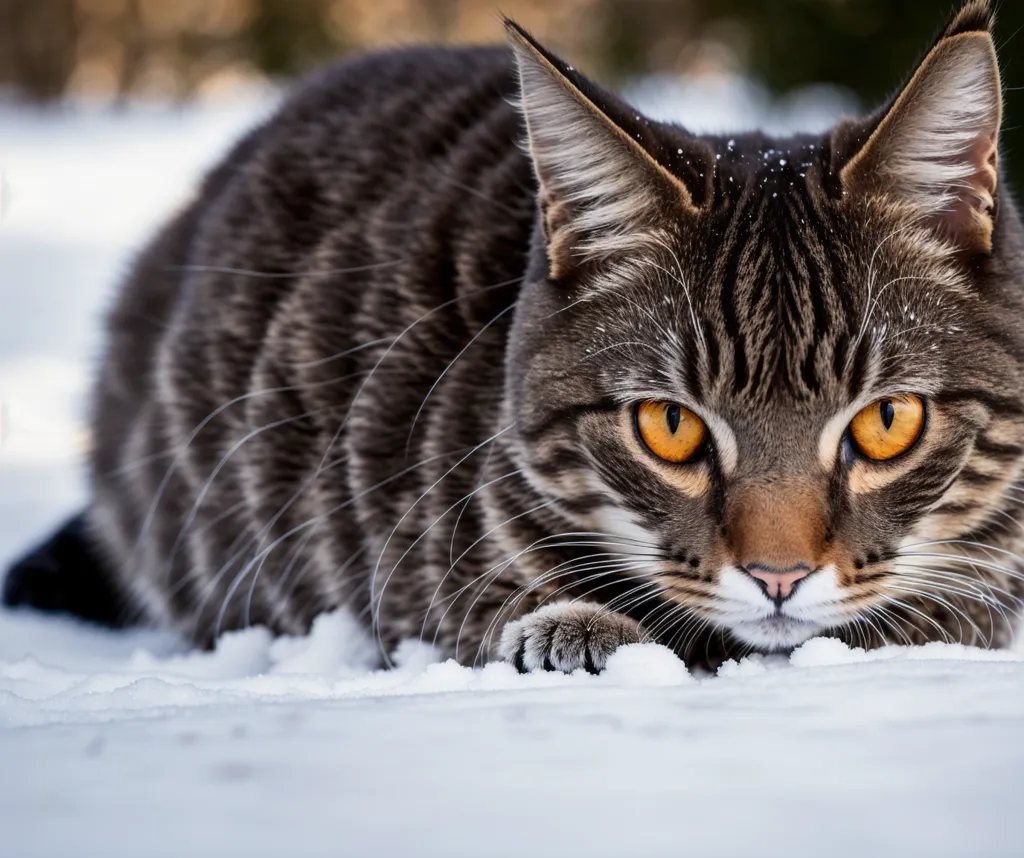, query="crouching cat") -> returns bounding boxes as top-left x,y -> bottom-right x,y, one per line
6,0 -> 1024,672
